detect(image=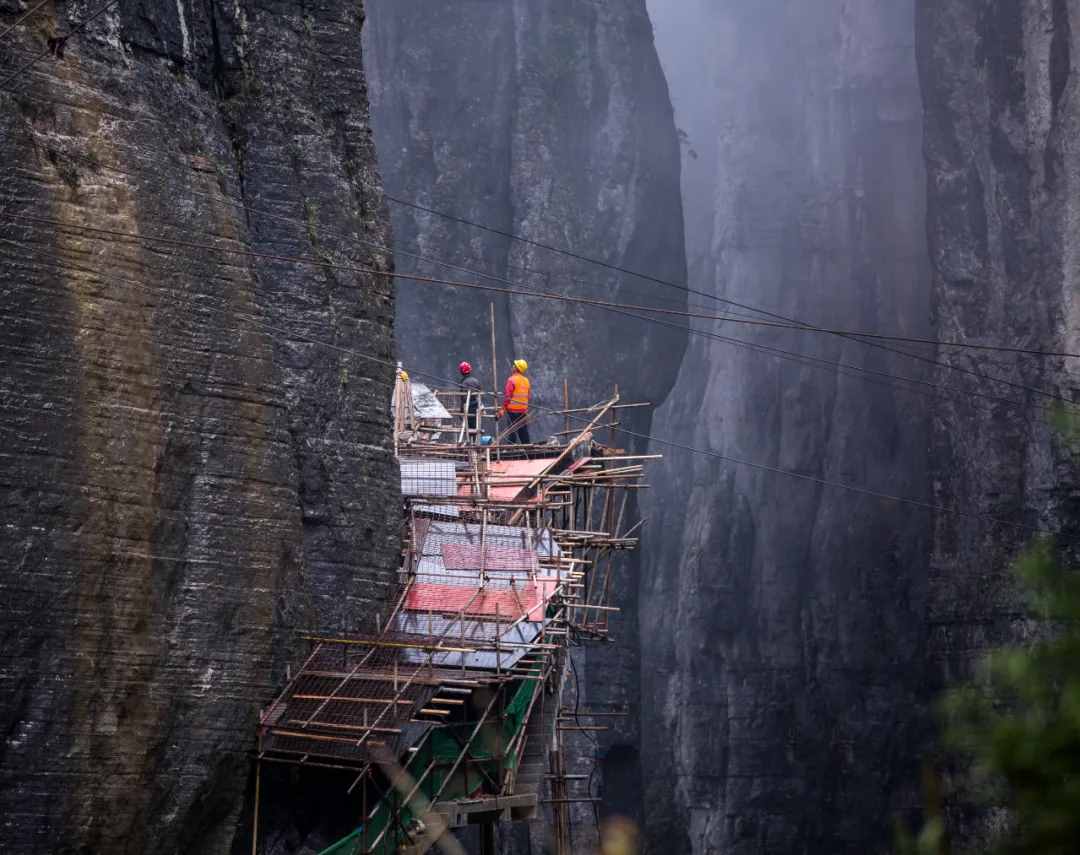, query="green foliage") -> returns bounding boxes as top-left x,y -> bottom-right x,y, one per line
903,539 -> 1080,854
1048,402 -> 1080,446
